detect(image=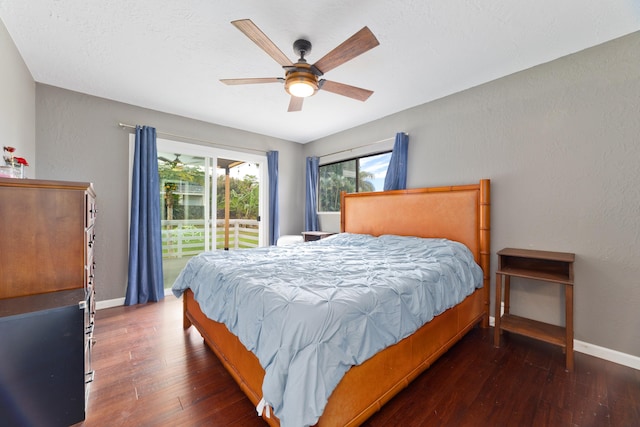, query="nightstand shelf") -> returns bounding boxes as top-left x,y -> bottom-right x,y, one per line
499,314 -> 566,347
494,248 -> 575,371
